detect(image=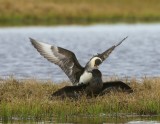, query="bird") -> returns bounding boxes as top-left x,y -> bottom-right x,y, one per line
52,69 -> 103,98
85,69 -> 103,96
52,69 -> 133,98
30,36 -> 128,85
